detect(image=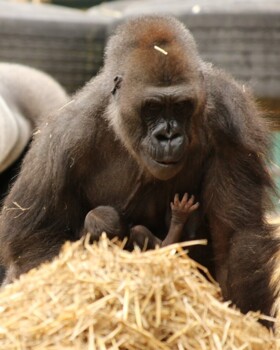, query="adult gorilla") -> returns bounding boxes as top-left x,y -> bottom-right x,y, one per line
0,16 -> 279,326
